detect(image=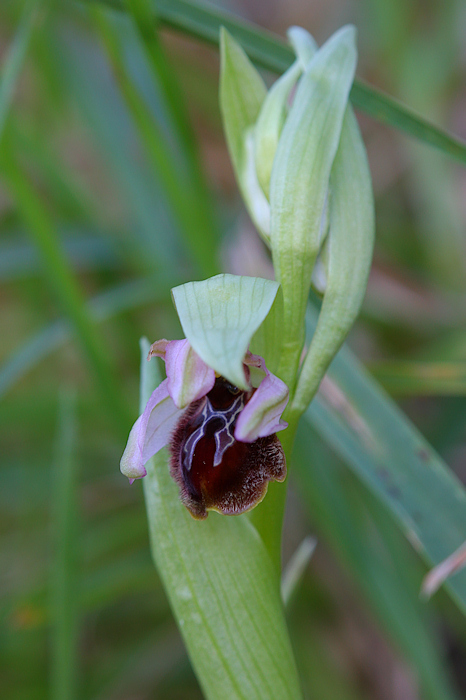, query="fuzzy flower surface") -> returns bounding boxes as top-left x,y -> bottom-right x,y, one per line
120,339 -> 289,518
